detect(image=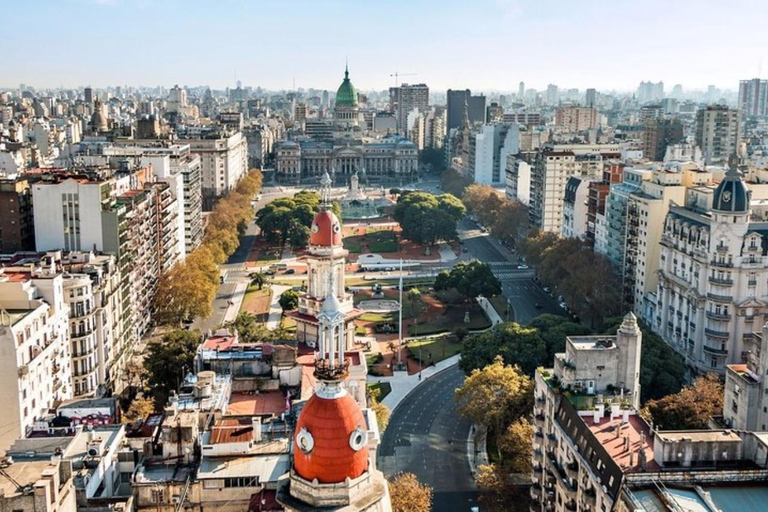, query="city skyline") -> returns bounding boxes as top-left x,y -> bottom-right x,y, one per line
5,0 -> 767,92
